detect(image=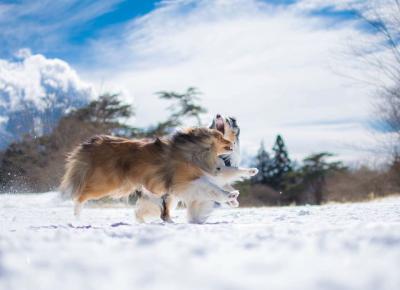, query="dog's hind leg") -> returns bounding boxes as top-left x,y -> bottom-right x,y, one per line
73,194 -> 88,218
74,201 -> 83,218
73,191 -> 93,218
73,187 -> 112,218
135,189 -> 164,223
